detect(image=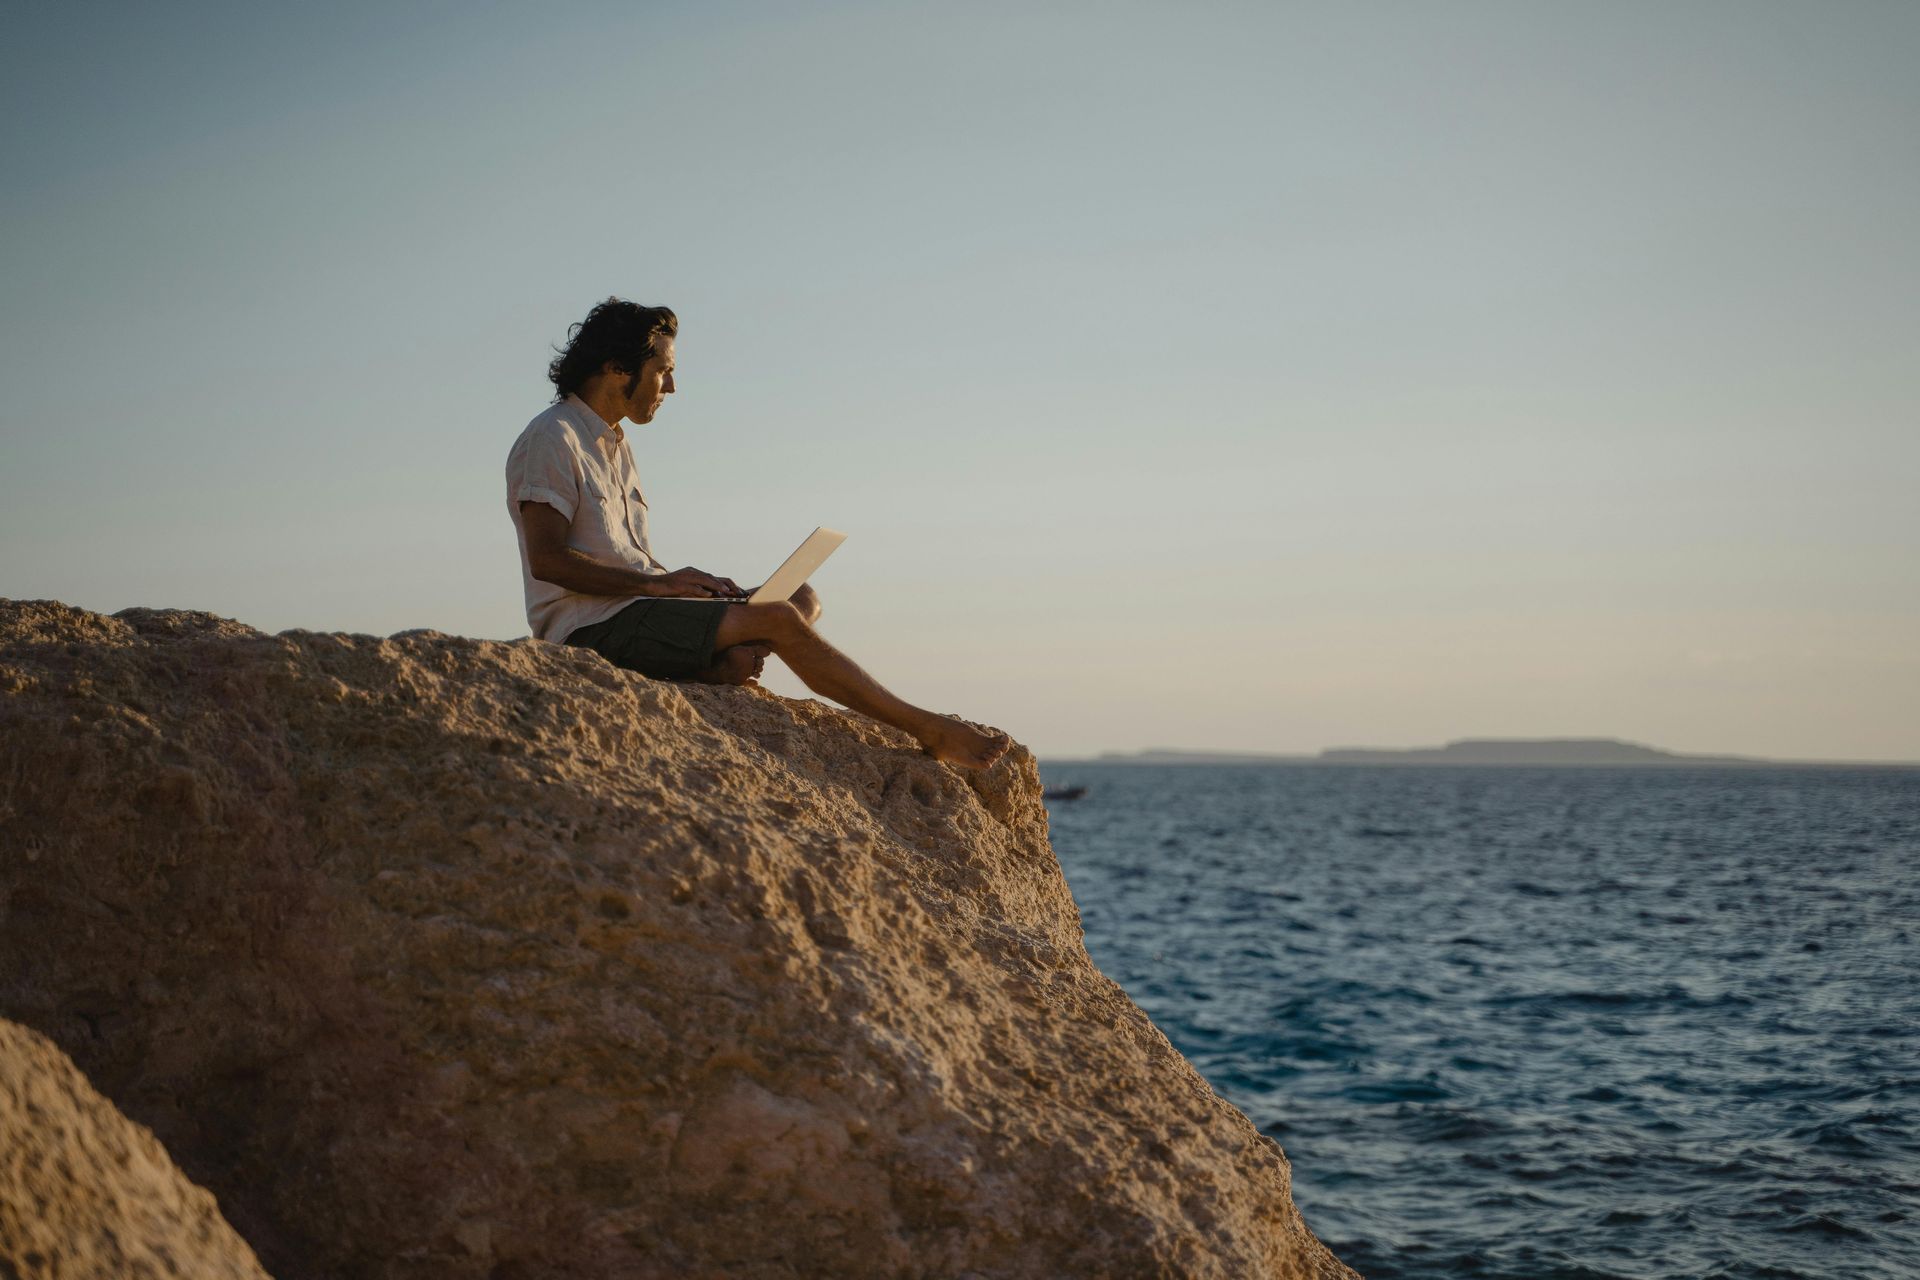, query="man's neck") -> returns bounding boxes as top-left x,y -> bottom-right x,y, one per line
574,388 -> 628,437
